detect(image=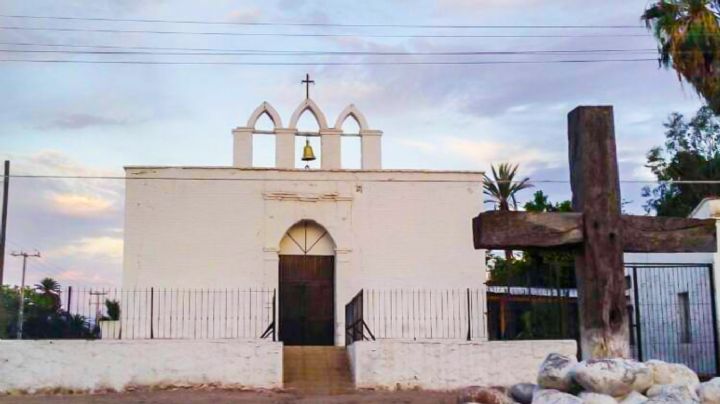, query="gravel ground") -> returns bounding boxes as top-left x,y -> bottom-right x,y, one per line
0,388 -> 461,404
